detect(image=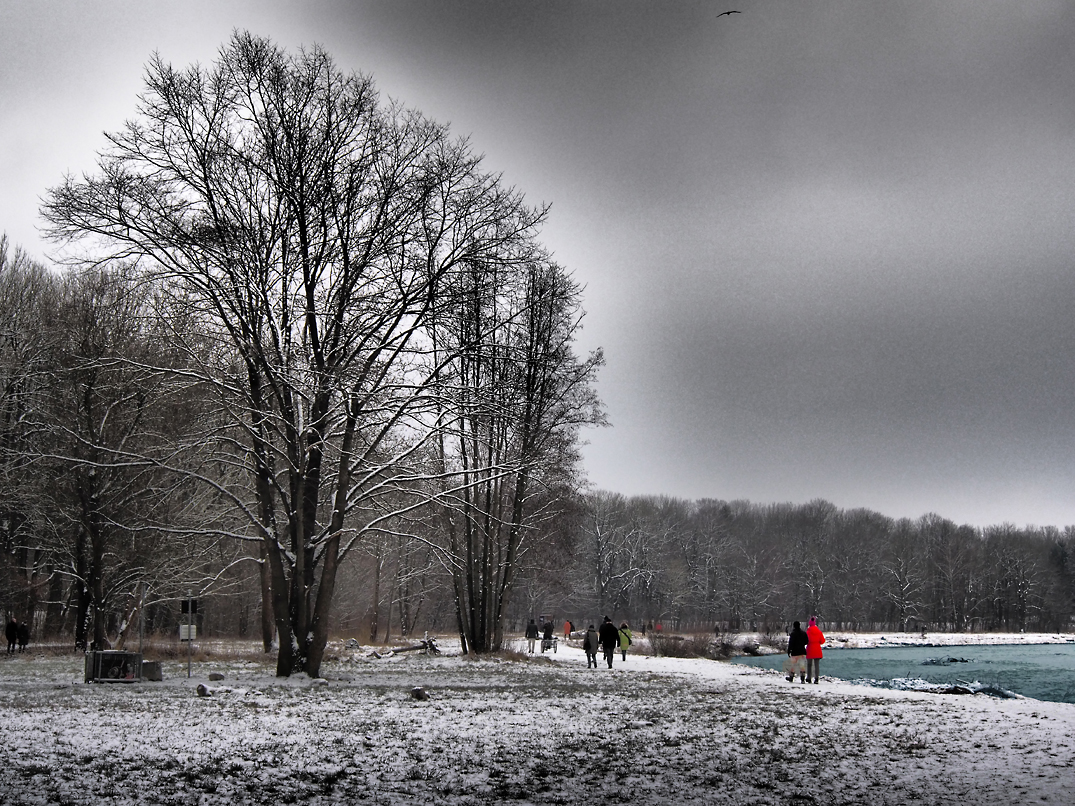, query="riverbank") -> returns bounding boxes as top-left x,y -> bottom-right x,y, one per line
816,630 -> 1075,649
721,630 -> 1075,655
1,639 -> 1073,804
